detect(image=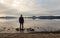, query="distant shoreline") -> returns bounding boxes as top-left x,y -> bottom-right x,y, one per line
0,16 -> 60,19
